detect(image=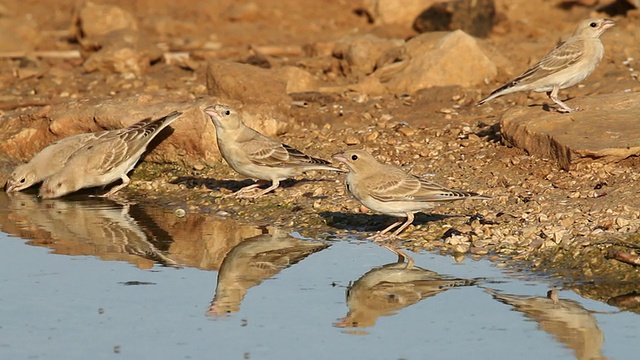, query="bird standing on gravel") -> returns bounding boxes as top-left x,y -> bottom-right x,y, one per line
333,149 -> 490,237
477,18 -> 616,113
5,131 -> 112,193
204,104 -> 342,198
39,111 -> 183,199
